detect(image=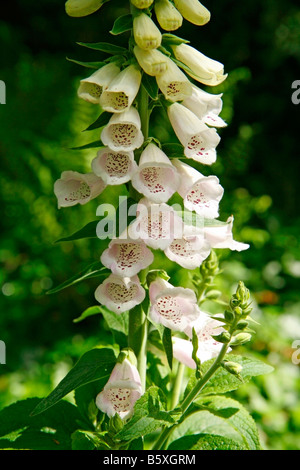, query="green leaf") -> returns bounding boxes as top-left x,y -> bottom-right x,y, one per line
71,430 -> 110,450
142,74 -> 159,100
201,354 -> 274,396
110,14 -> 133,35
116,387 -> 175,441
70,140 -> 104,150
74,380 -> 103,426
100,305 -> 129,335
162,34 -> 190,46
0,398 -> 81,450
168,433 -> 246,450
162,328 -> 173,370
83,111 -> 112,131
194,396 -> 261,450
55,221 -> 98,243
77,41 -> 128,55
67,57 -> 106,69
46,262 -> 109,295
128,437 -> 144,450
31,348 -> 116,416
73,306 -> 102,324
